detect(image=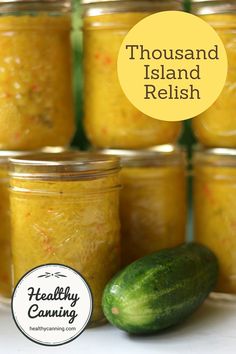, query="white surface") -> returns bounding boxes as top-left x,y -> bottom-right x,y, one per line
0,299 -> 236,354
